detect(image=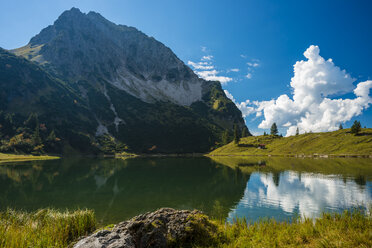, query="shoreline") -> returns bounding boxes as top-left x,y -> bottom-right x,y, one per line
2,152 -> 372,163
0,153 -> 60,163
207,153 -> 372,158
